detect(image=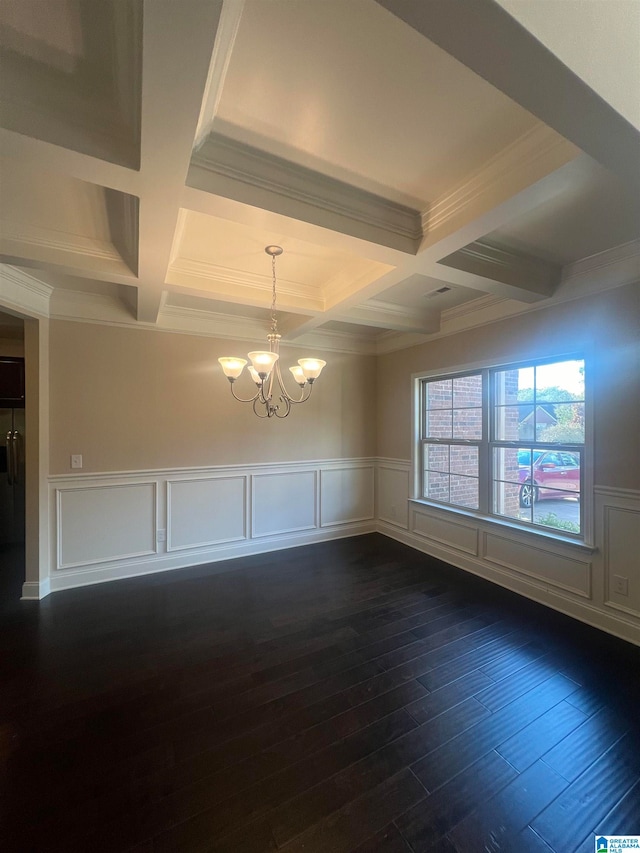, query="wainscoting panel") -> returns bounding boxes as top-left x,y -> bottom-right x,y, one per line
377,461 -> 410,529
48,460 -> 376,594
412,507 -> 478,556
597,487 -> 640,618
320,466 -> 374,527
167,476 -> 246,552
482,531 -> 591,597
56,482 -> 157,569
252,470 -> 317,538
